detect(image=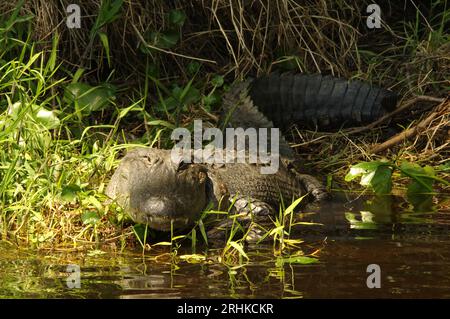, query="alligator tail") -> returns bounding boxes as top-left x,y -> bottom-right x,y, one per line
248,73 -> 398,129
